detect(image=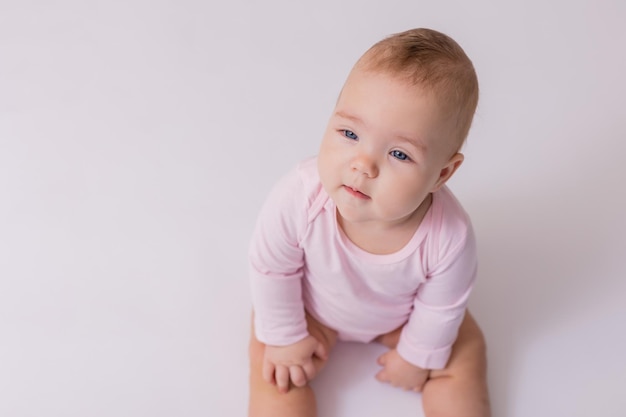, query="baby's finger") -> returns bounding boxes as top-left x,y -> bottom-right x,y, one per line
302,361 -> 317,382
313,341 -> 327,360
290,365 -> 307,388
262,359 -> 275,385
375,369 -> 389,383
377,352 -> 388,366
275,365 -> 290,393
